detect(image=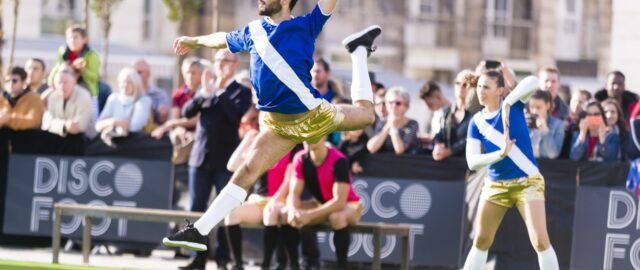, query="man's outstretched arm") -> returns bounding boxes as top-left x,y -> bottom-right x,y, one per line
173,32 -> 228,55
318,0 -> 338,14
